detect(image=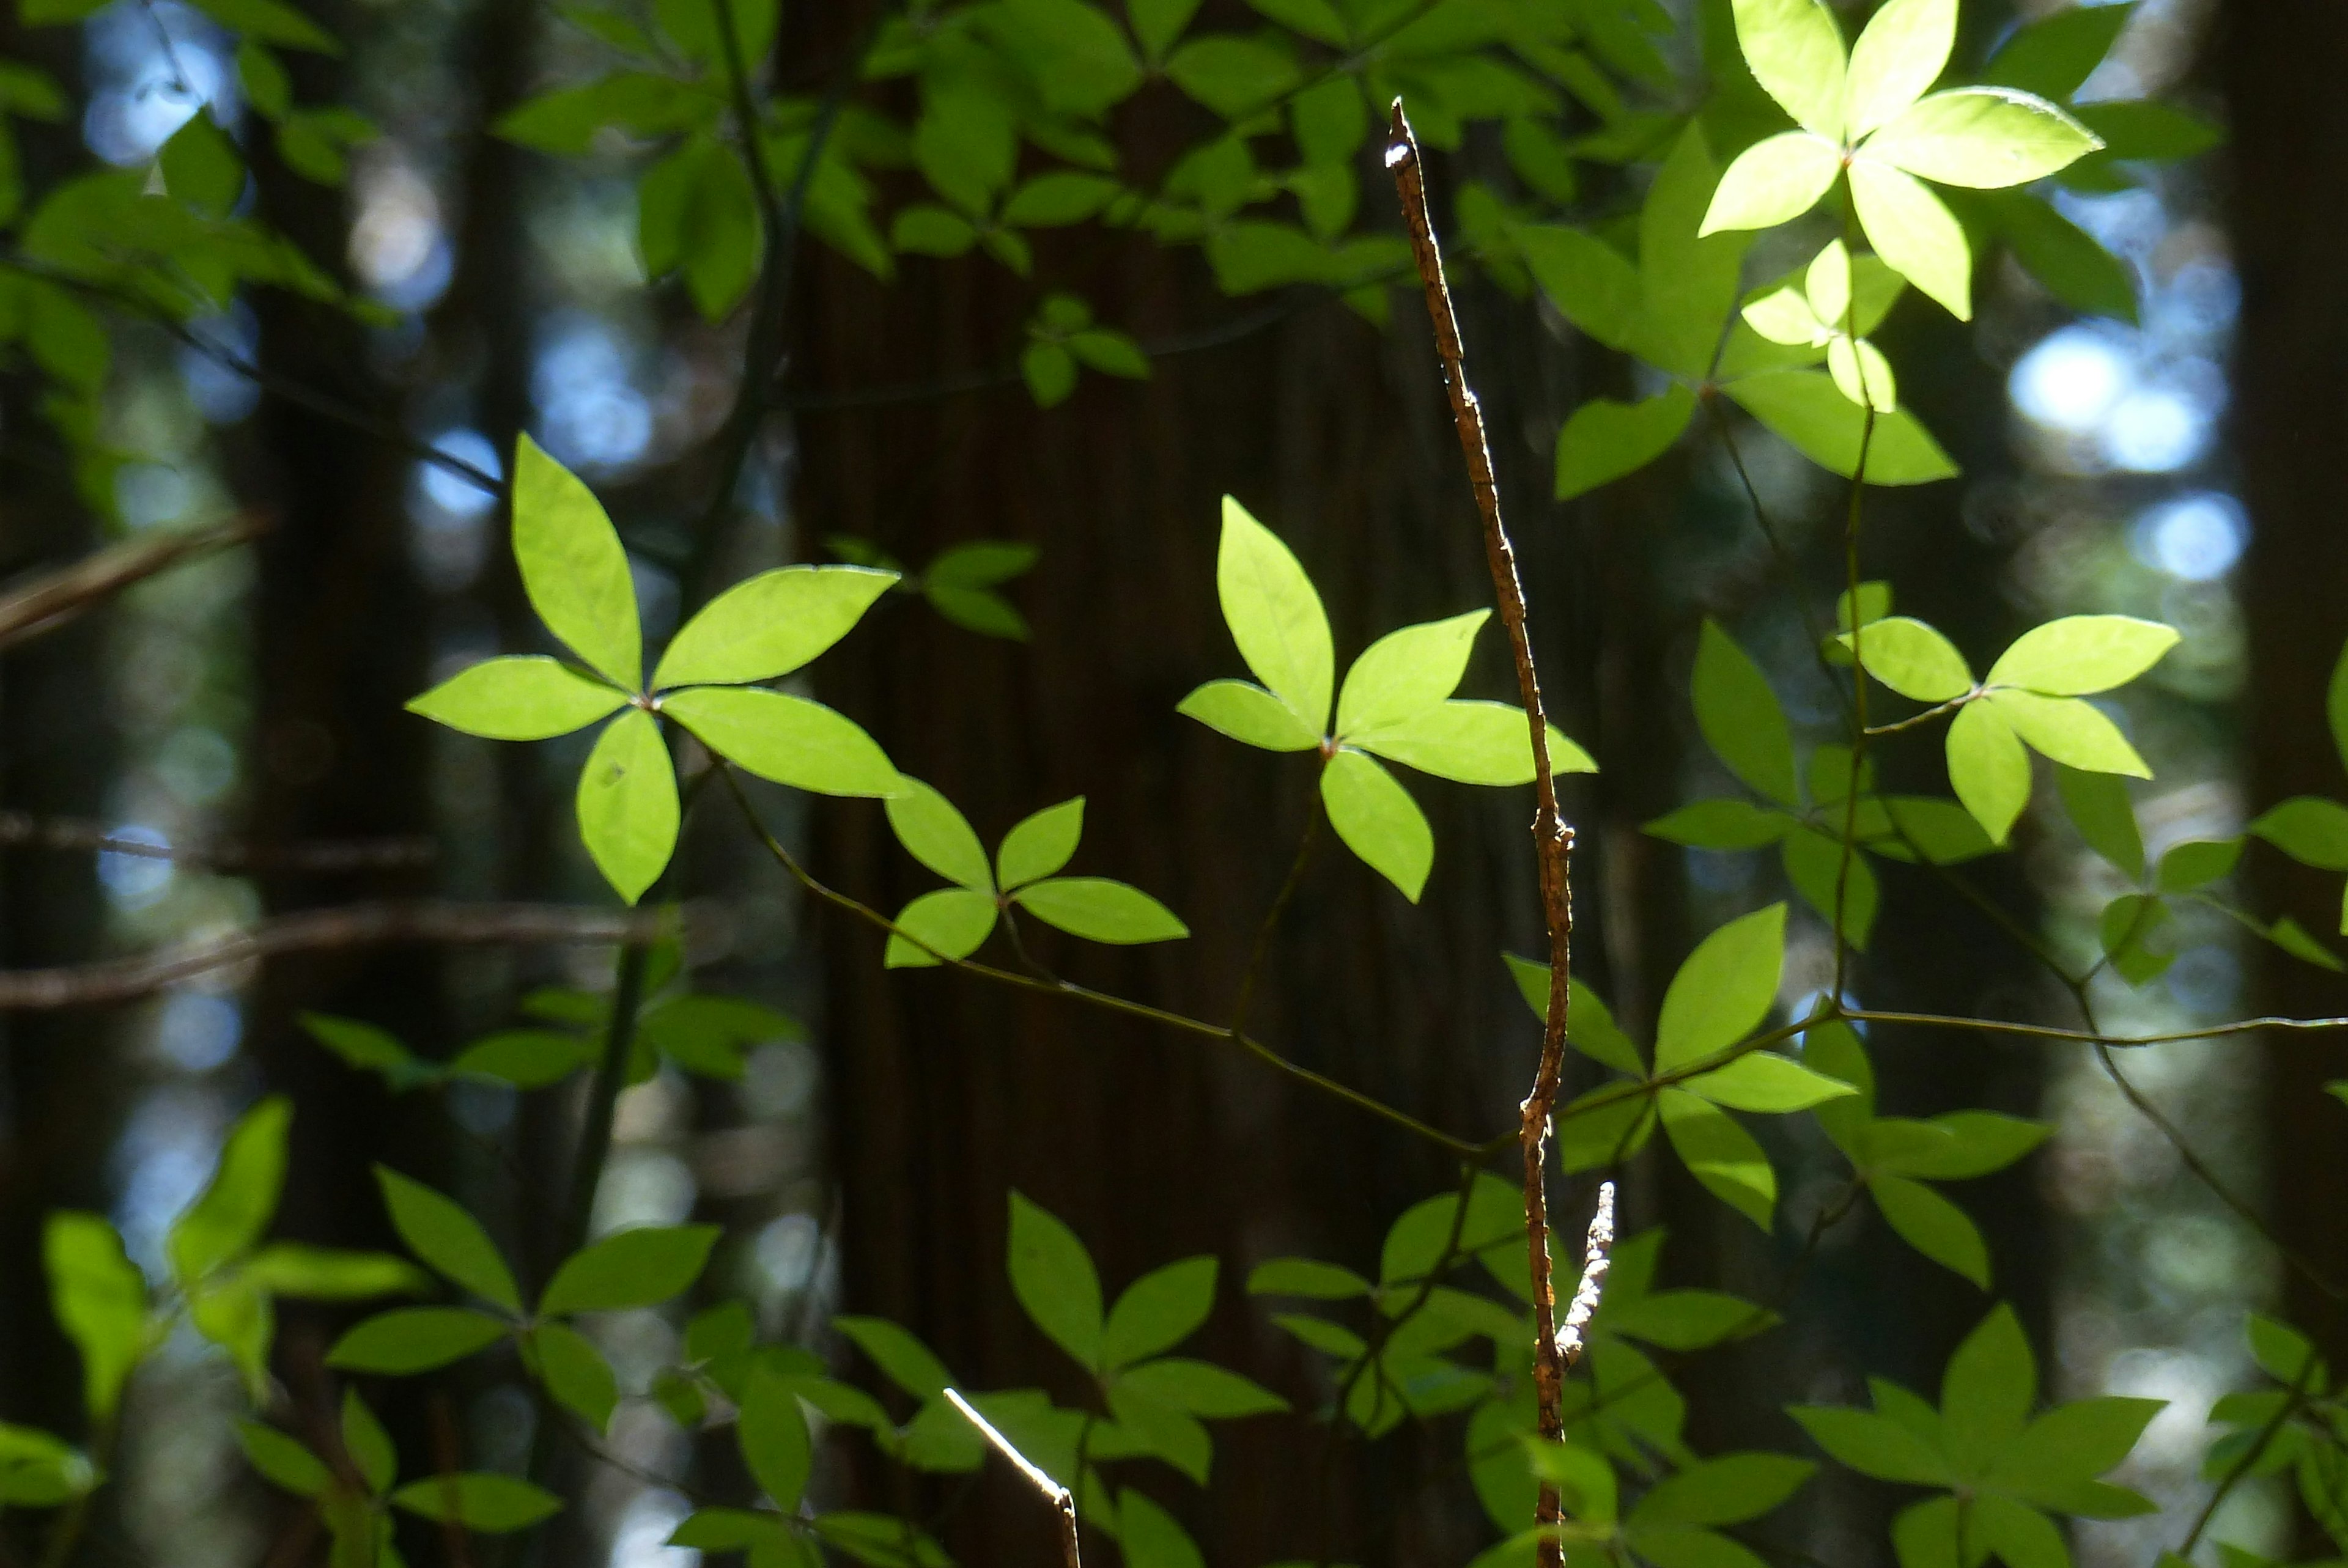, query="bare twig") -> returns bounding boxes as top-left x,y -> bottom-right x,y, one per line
0,515 -> 265,650
0,900 -> 674,1009
1388,100 -> 1579,1568
943,1389 -> 1081,1568
0,811 -> 433,873
1554,1181 -> 1615,1368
